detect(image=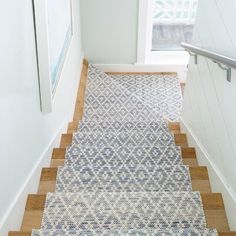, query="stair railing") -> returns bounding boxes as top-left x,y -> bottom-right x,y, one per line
181,42 -> 236,82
